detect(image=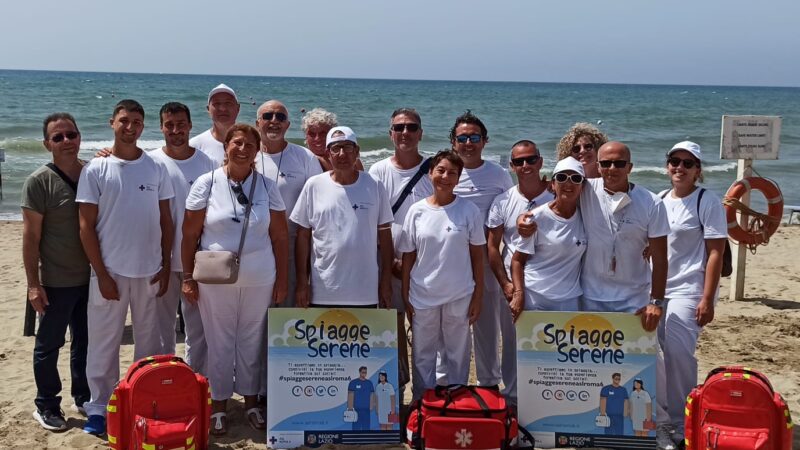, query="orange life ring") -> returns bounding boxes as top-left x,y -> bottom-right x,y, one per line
724,177 -> 783,245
